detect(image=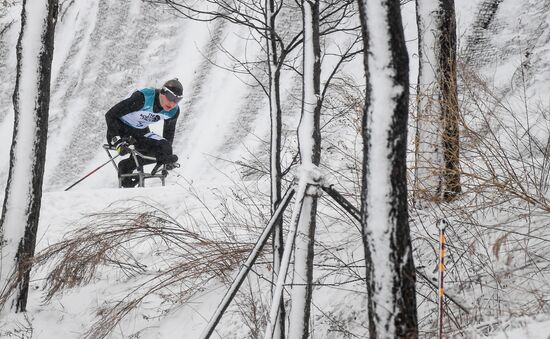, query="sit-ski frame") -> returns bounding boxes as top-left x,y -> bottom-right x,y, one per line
103,144 -> 168,188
